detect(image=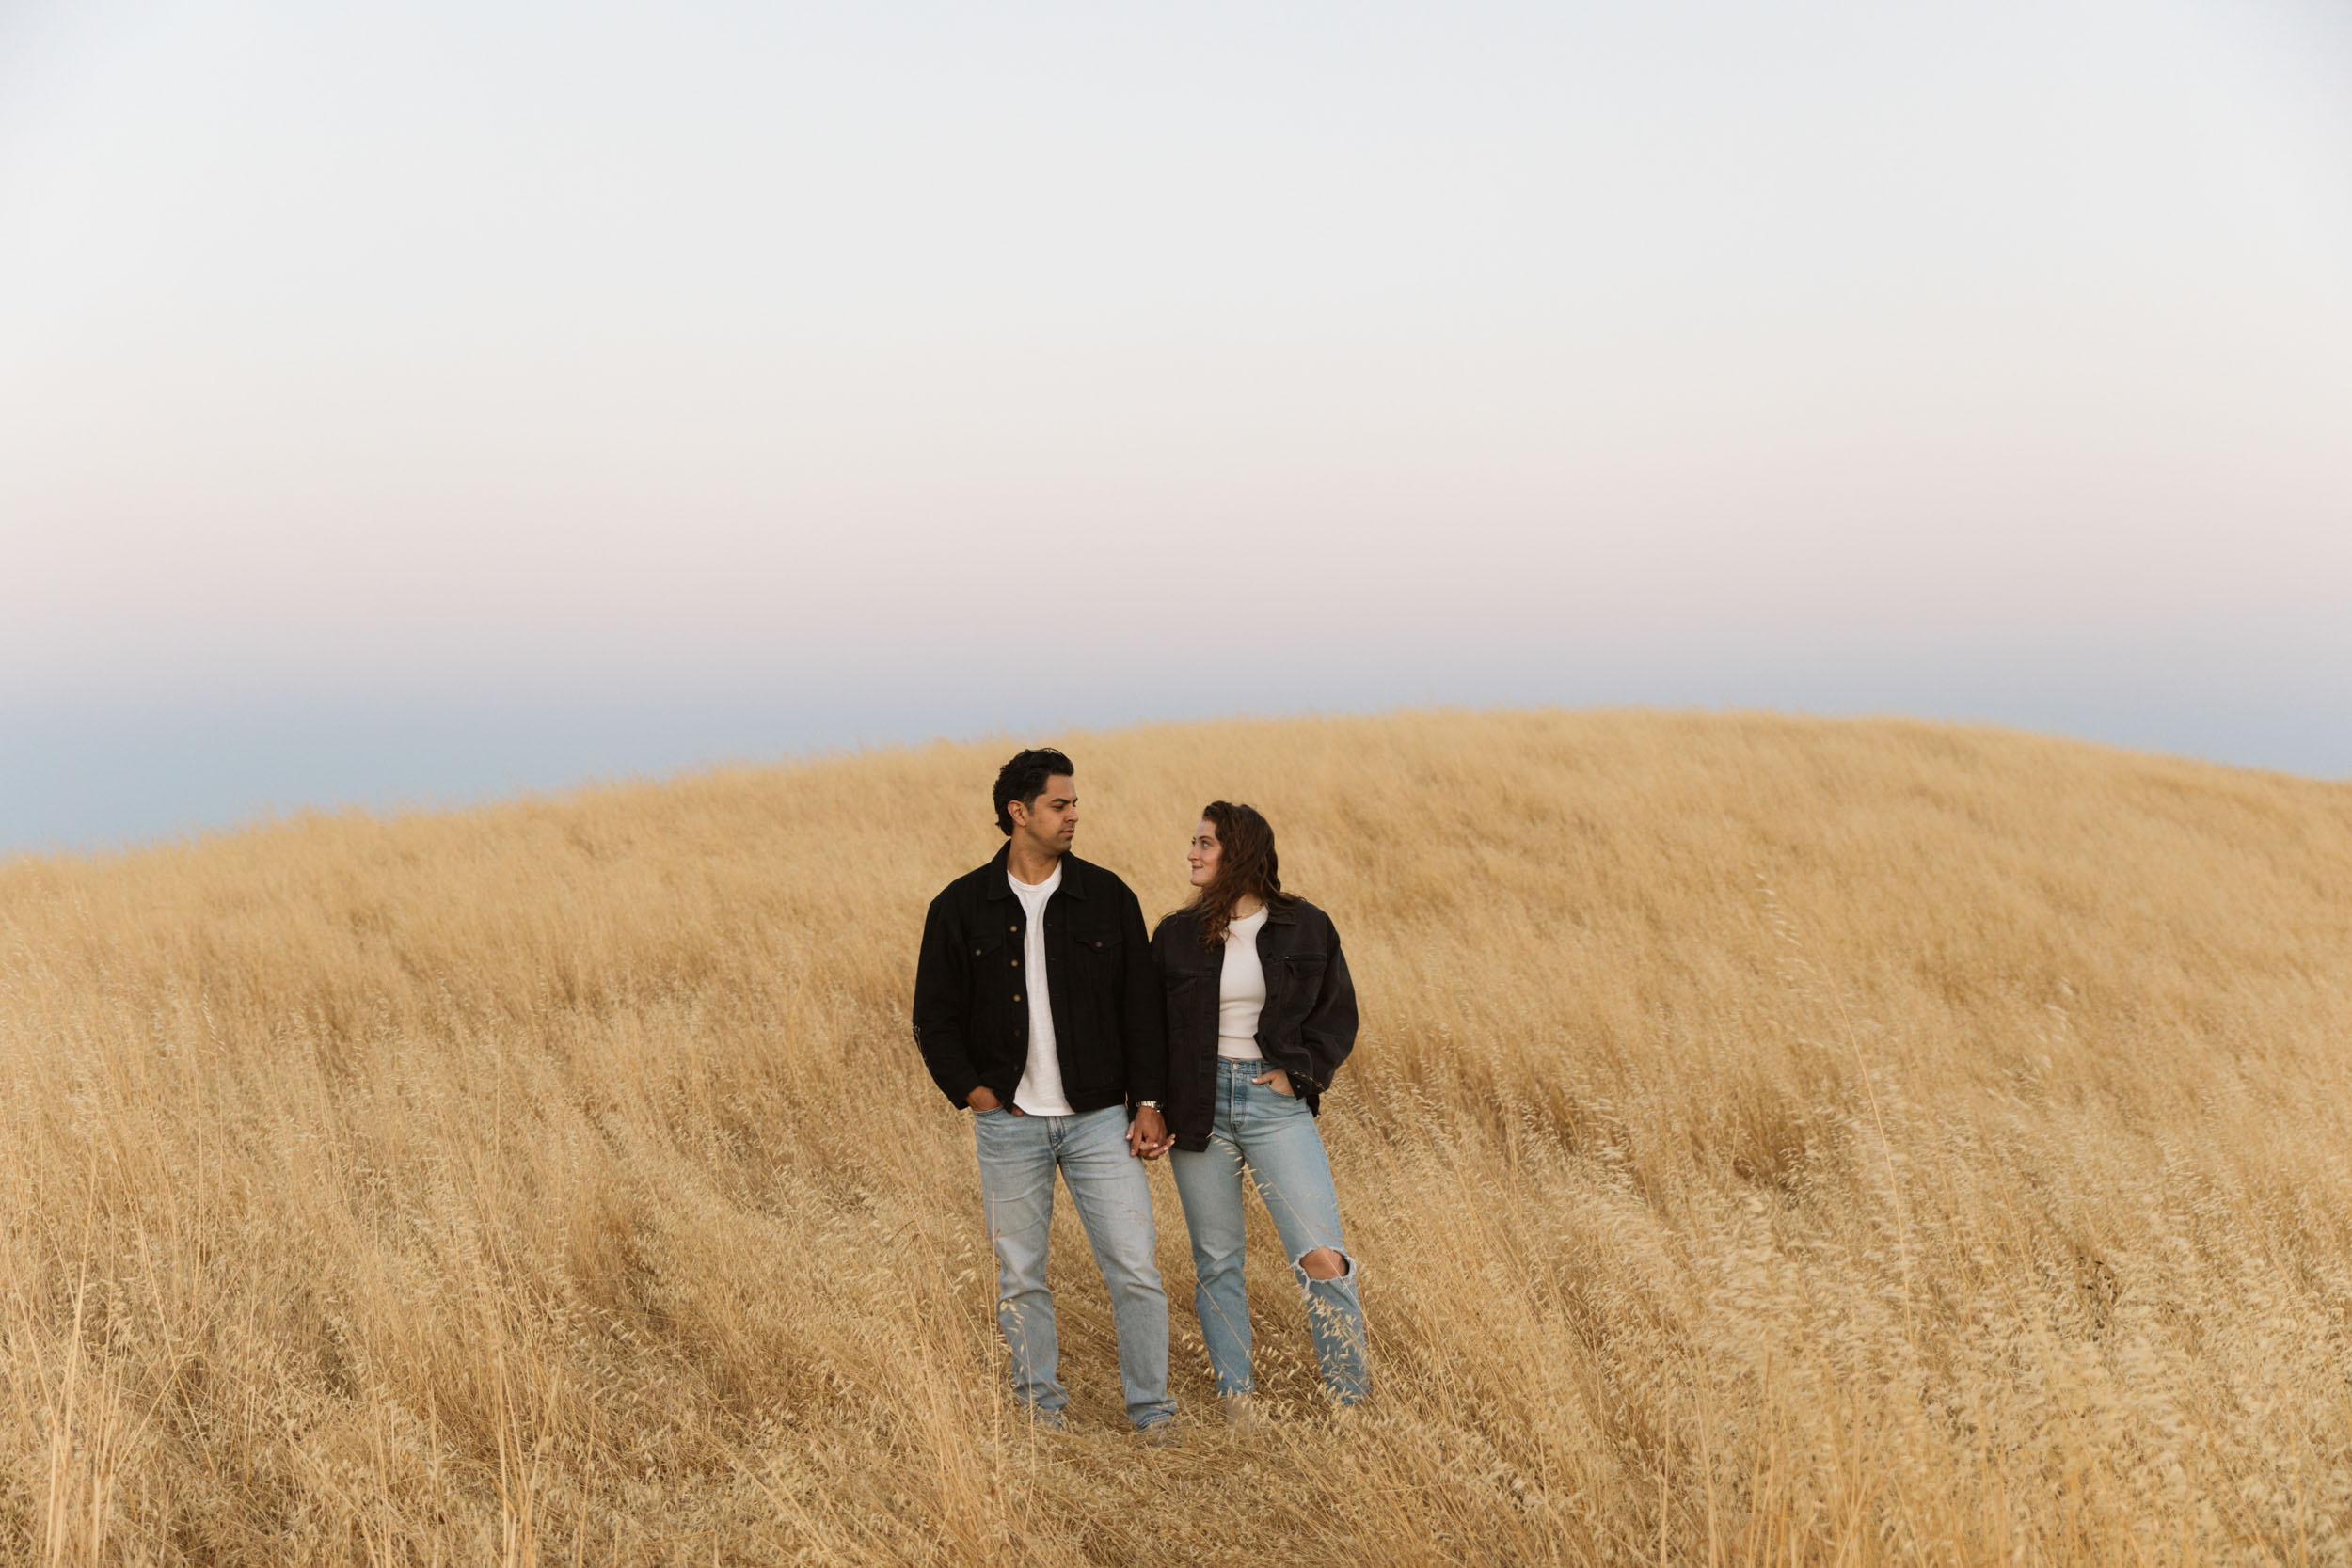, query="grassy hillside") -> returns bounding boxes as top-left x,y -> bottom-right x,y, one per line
4,709 -> 2351,1565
